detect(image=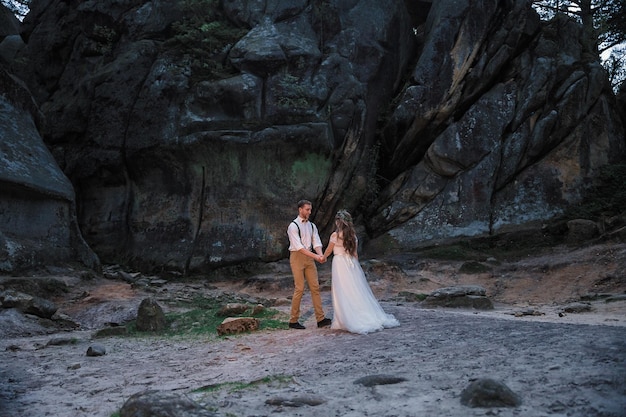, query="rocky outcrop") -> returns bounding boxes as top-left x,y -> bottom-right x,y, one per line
10,0 -> 416,272
1,0 -> 624,273
0,289 -> 58,318
0,66 -> 98,272
365,1 -> 626,253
